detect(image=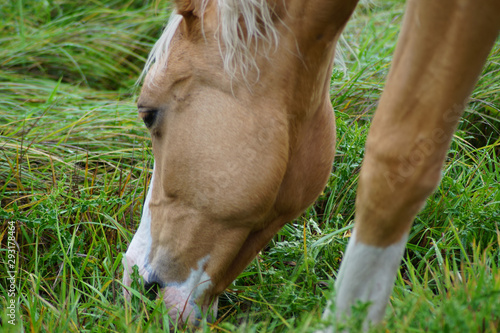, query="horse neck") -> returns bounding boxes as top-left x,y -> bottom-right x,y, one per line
250,0 -> 359,119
